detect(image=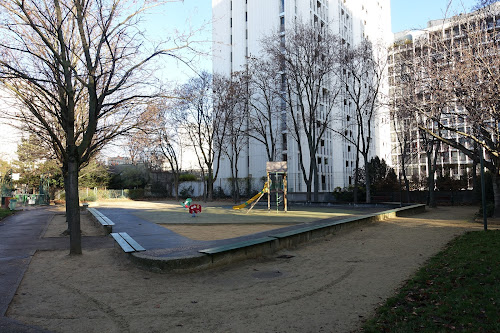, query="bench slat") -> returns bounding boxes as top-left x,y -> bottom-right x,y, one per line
111,233 -> 135,253
119,232 -> 145,252
88,208 -> 115,227
101,216 -> 115,226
